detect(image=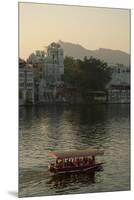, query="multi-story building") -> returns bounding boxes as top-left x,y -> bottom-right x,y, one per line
39,42 -> 64,102
27,50 -> 46,64
107,64 -> 130,103
27,50 -> 46,102
19,58 -> 26,105
19,58 -> 34,105
44,42 -> 64,86
27,50 -> 46,83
